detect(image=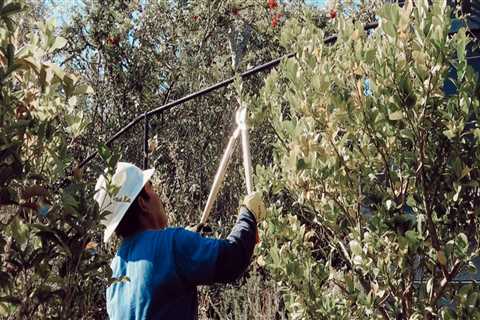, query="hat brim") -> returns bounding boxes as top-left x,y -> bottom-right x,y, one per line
103,168 -> 155,243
